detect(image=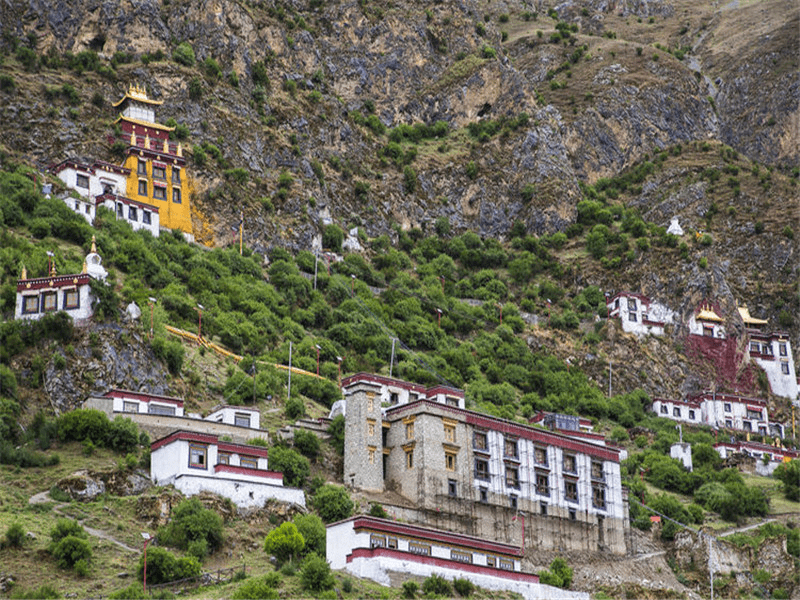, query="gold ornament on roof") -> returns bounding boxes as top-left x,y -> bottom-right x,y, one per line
145,135 -> 151,150
20,265 -> 27,280
91,235 -> 97,254
82,261 -> 88,274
